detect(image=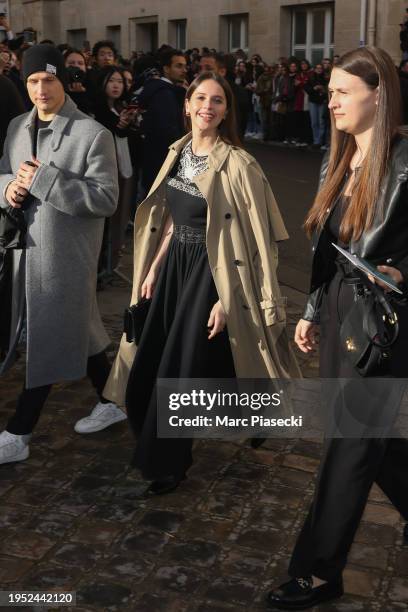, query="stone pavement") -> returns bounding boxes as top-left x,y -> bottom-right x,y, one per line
0,244 -> 407,612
